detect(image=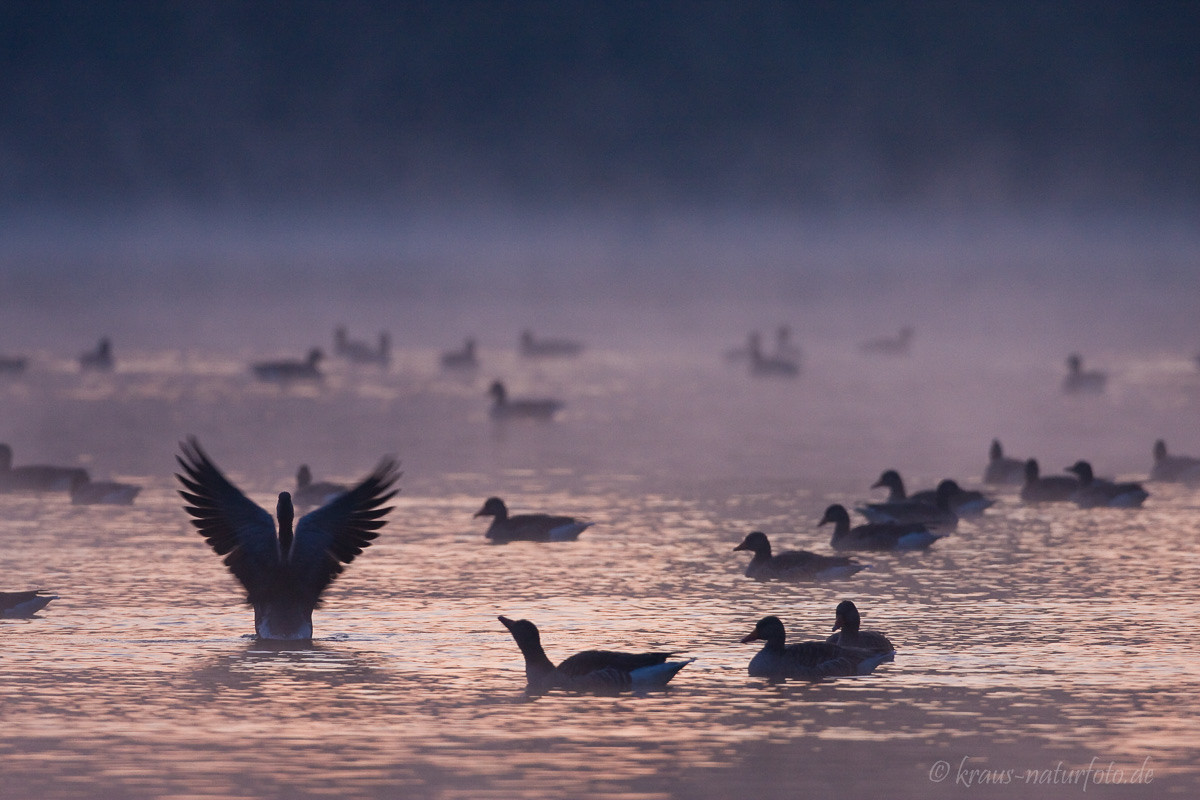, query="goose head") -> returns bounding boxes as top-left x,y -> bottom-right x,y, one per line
488,381 -> 507,403
733,531 -> 771,556
818,504 -> 851,529
474,496 -> 508,520
741,615 -> 787,648
1066,353 -> 1083,375
1024,458 -> 1040,482
990,439 -> 1003,460
871,469 -> 905,495
1154,440 -> 1167,463
296,465 -> 313,488
832,600 -> 861,633
1065,460 -> 1095,485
